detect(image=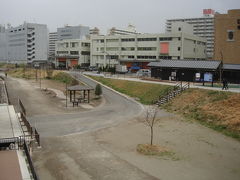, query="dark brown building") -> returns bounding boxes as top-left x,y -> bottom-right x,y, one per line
214,9 -> 240,64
